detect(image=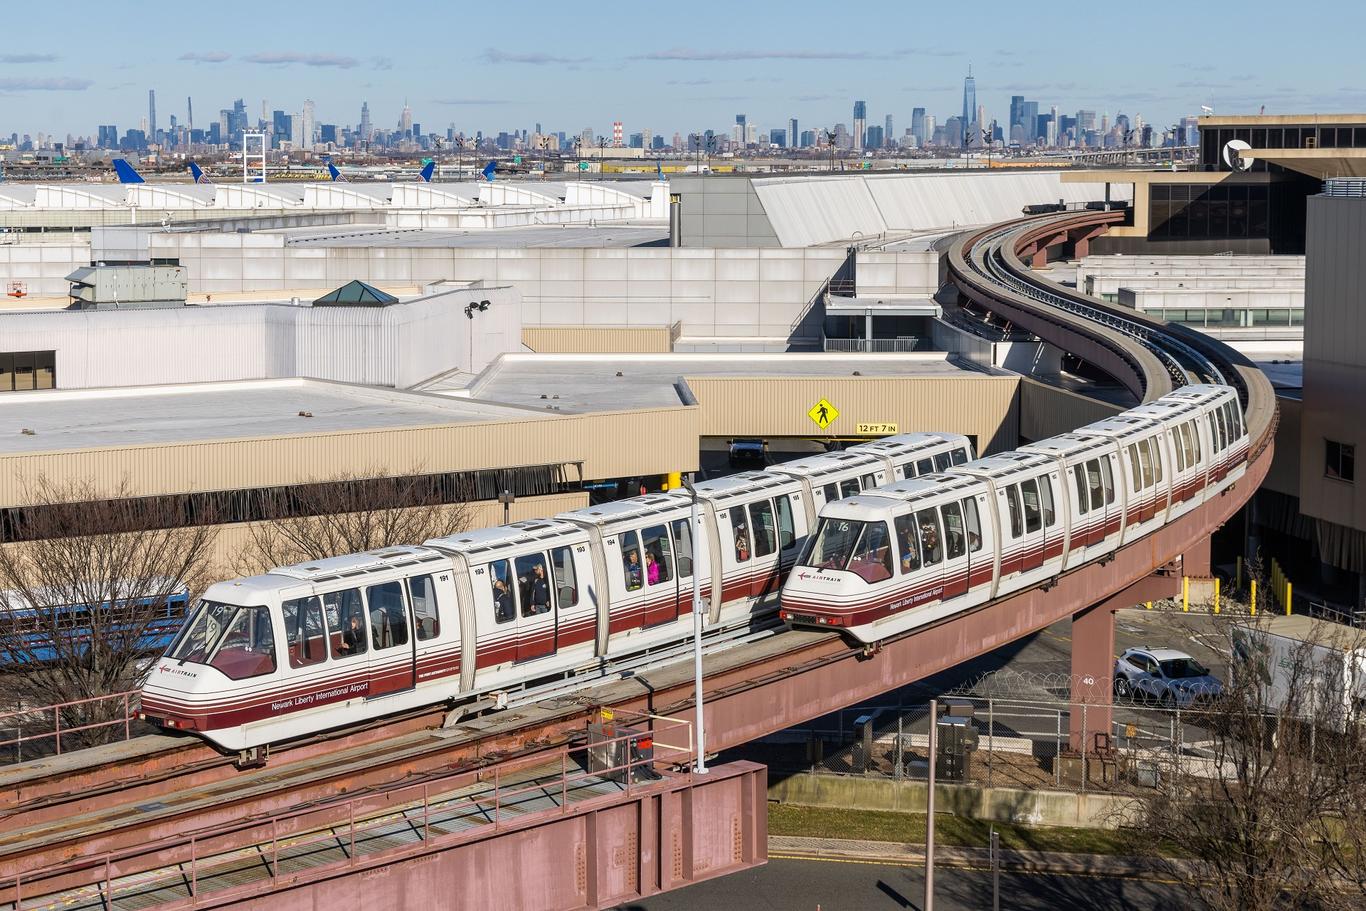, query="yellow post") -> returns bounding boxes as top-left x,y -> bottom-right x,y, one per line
1182,577 -> 1189,612
1236,556 -> 1243,592
1145,600 -> 1152,611
666,471 -> 682,492
1285,581 -> 1292,616
1250,580 -> 1257,616
1214,578 -> 1221,614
